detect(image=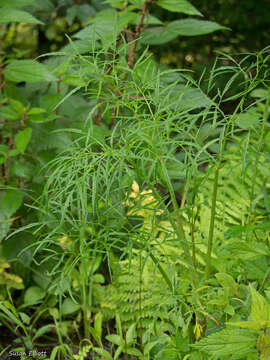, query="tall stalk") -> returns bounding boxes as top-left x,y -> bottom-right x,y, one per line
204,95 -> 248,280
160,160 -> 199,289
204,166 -> 219,279
249,88 -> 270,217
